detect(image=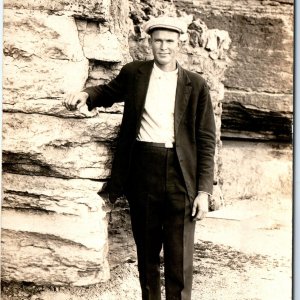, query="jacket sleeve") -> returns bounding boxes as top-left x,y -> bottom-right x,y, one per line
83,64 -> 129,111
196,82 -> 216,195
